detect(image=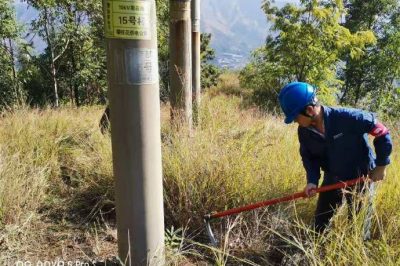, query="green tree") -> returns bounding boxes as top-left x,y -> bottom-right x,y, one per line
240,0 -> 376,110
0,0 -> 22,108
156,0 -> 170,101
57,1 -> 107,106
22,0 -> 107,107
339,0 -> 400,116
18,52 -> 53,106
22,0 -> 220,107
24,0 -> 71,107
200,33 -> 220,89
